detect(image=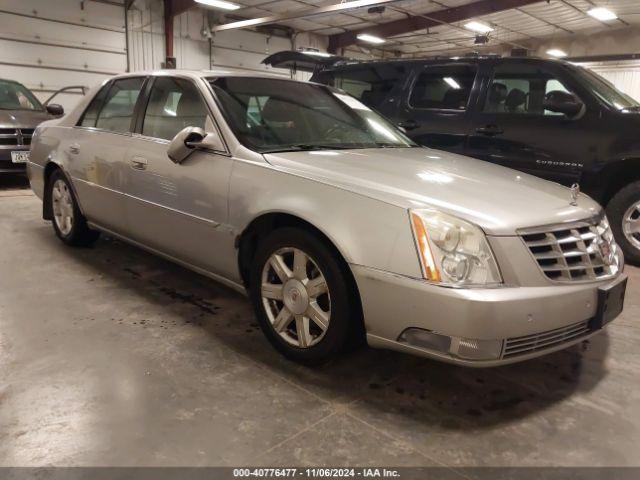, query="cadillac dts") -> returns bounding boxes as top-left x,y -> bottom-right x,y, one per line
27,70 -> 627,366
